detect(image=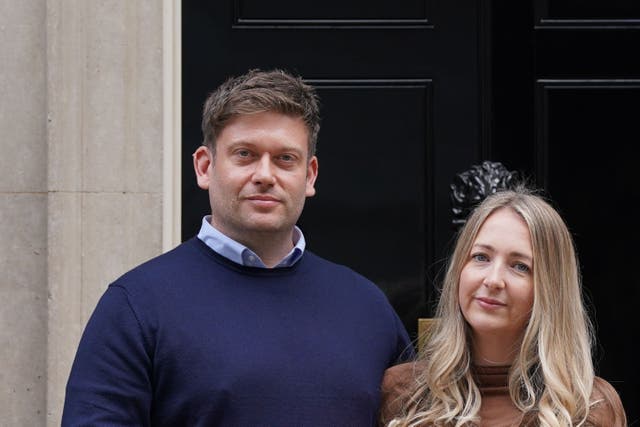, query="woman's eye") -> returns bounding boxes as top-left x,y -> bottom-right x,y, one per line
472,253 -> 488,262
514,262 -> 530,273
